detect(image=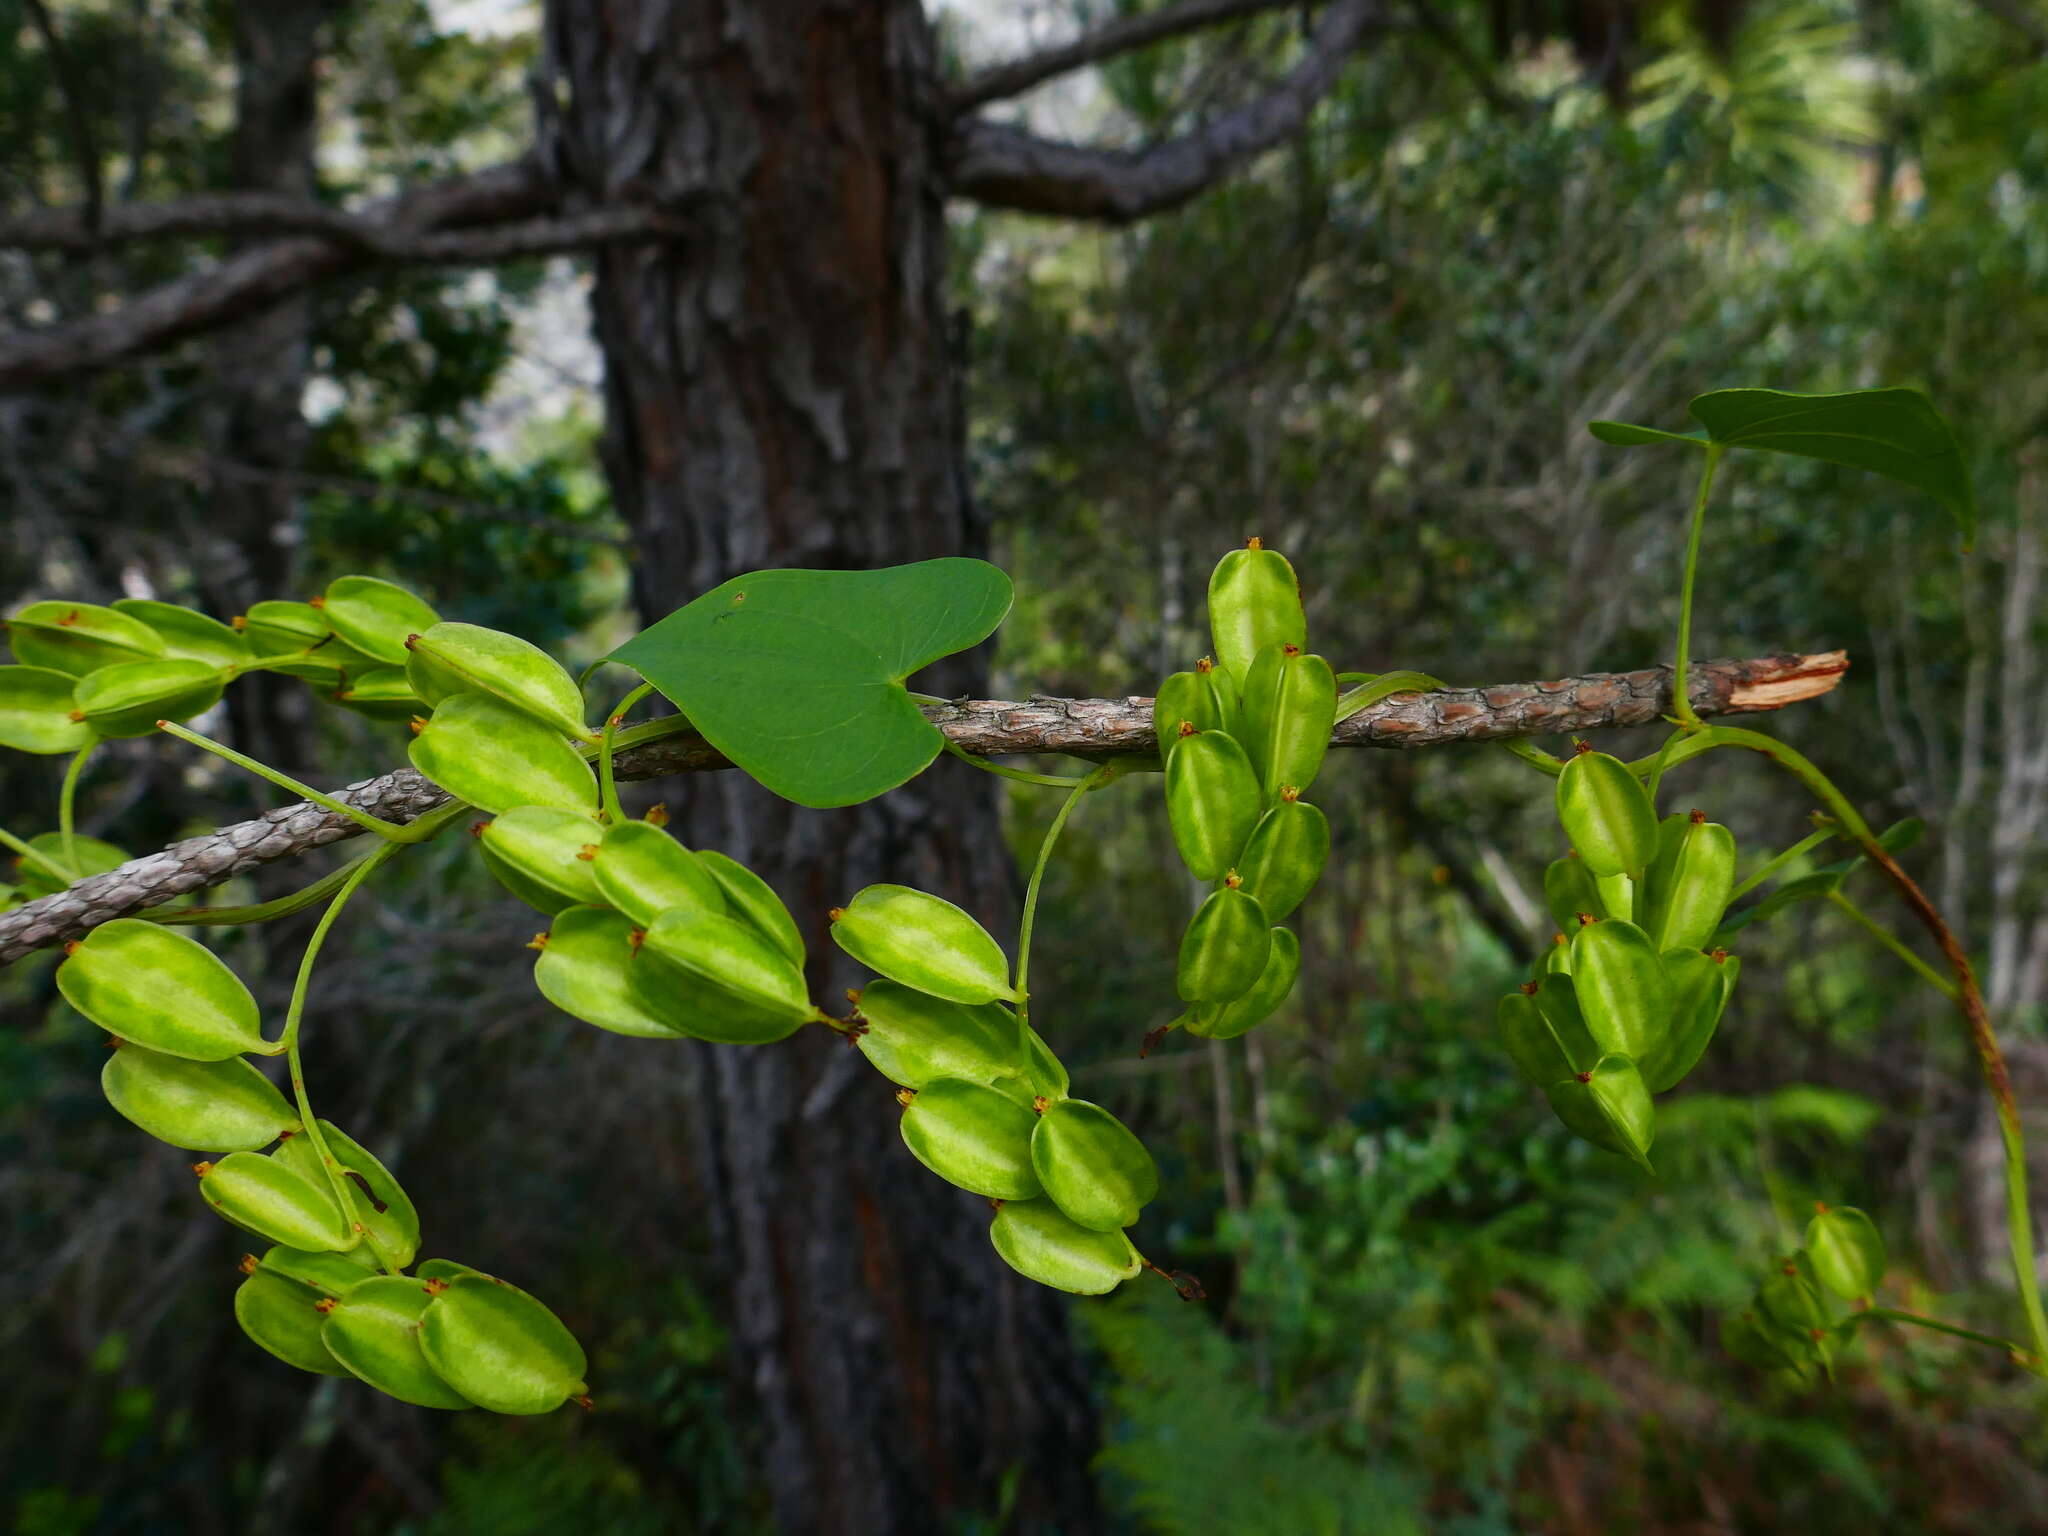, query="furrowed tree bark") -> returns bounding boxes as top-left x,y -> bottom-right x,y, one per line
537,3 -> 1095,1530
